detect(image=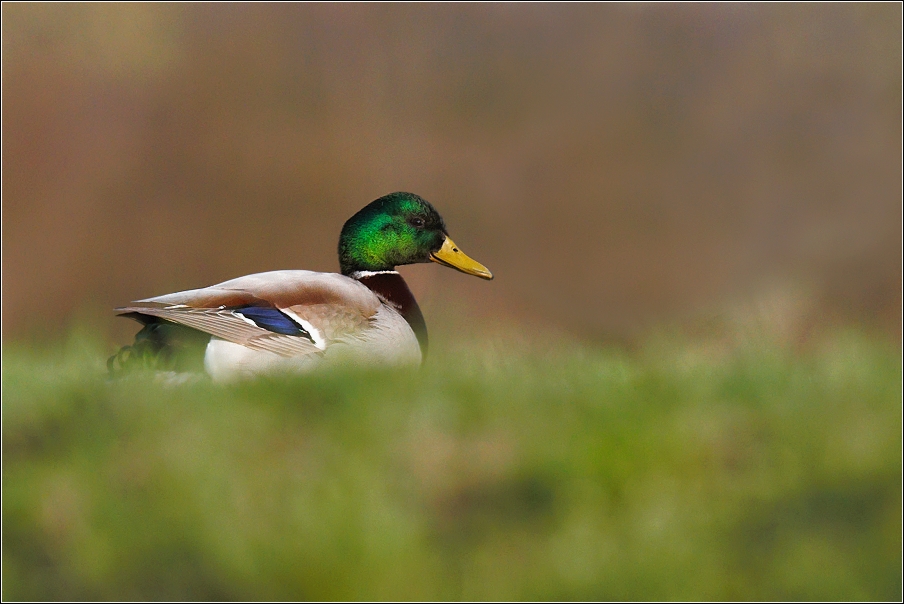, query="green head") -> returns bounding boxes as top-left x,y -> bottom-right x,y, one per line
338,192 -> 493,279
